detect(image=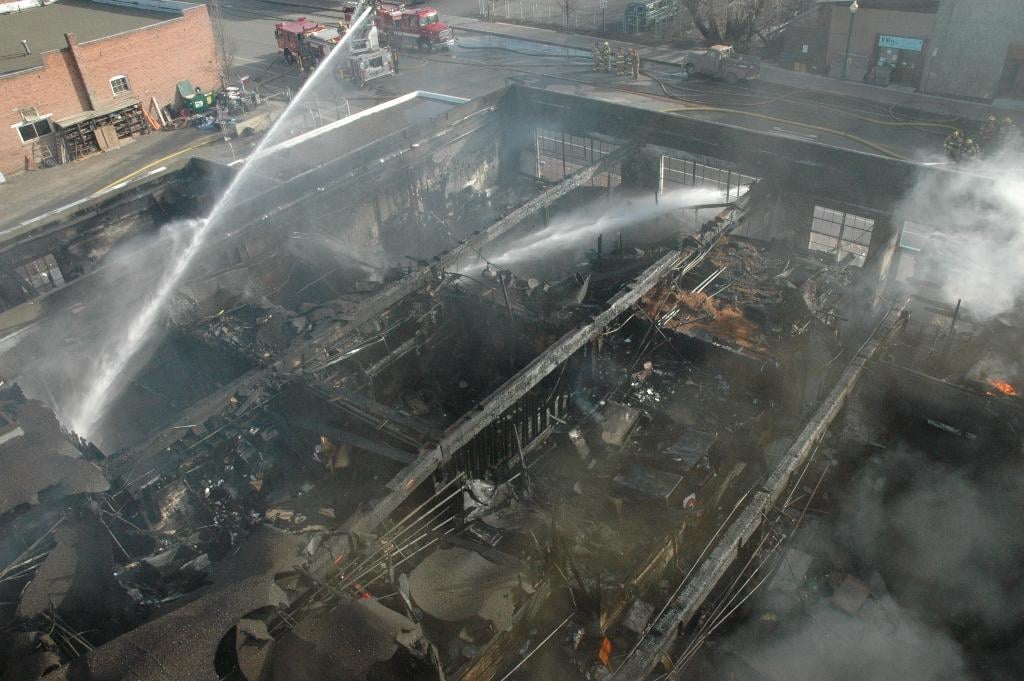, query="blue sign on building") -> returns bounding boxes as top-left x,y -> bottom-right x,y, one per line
878,35 -> 924,52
